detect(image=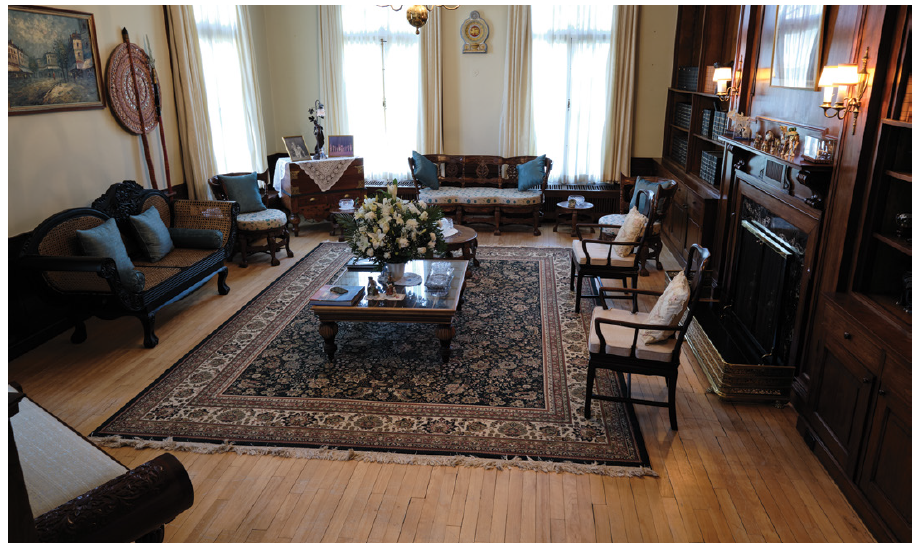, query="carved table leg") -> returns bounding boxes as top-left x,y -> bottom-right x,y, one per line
469,239 -> 480,267
319,321 -> 339,361
434,323 -> 456,363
